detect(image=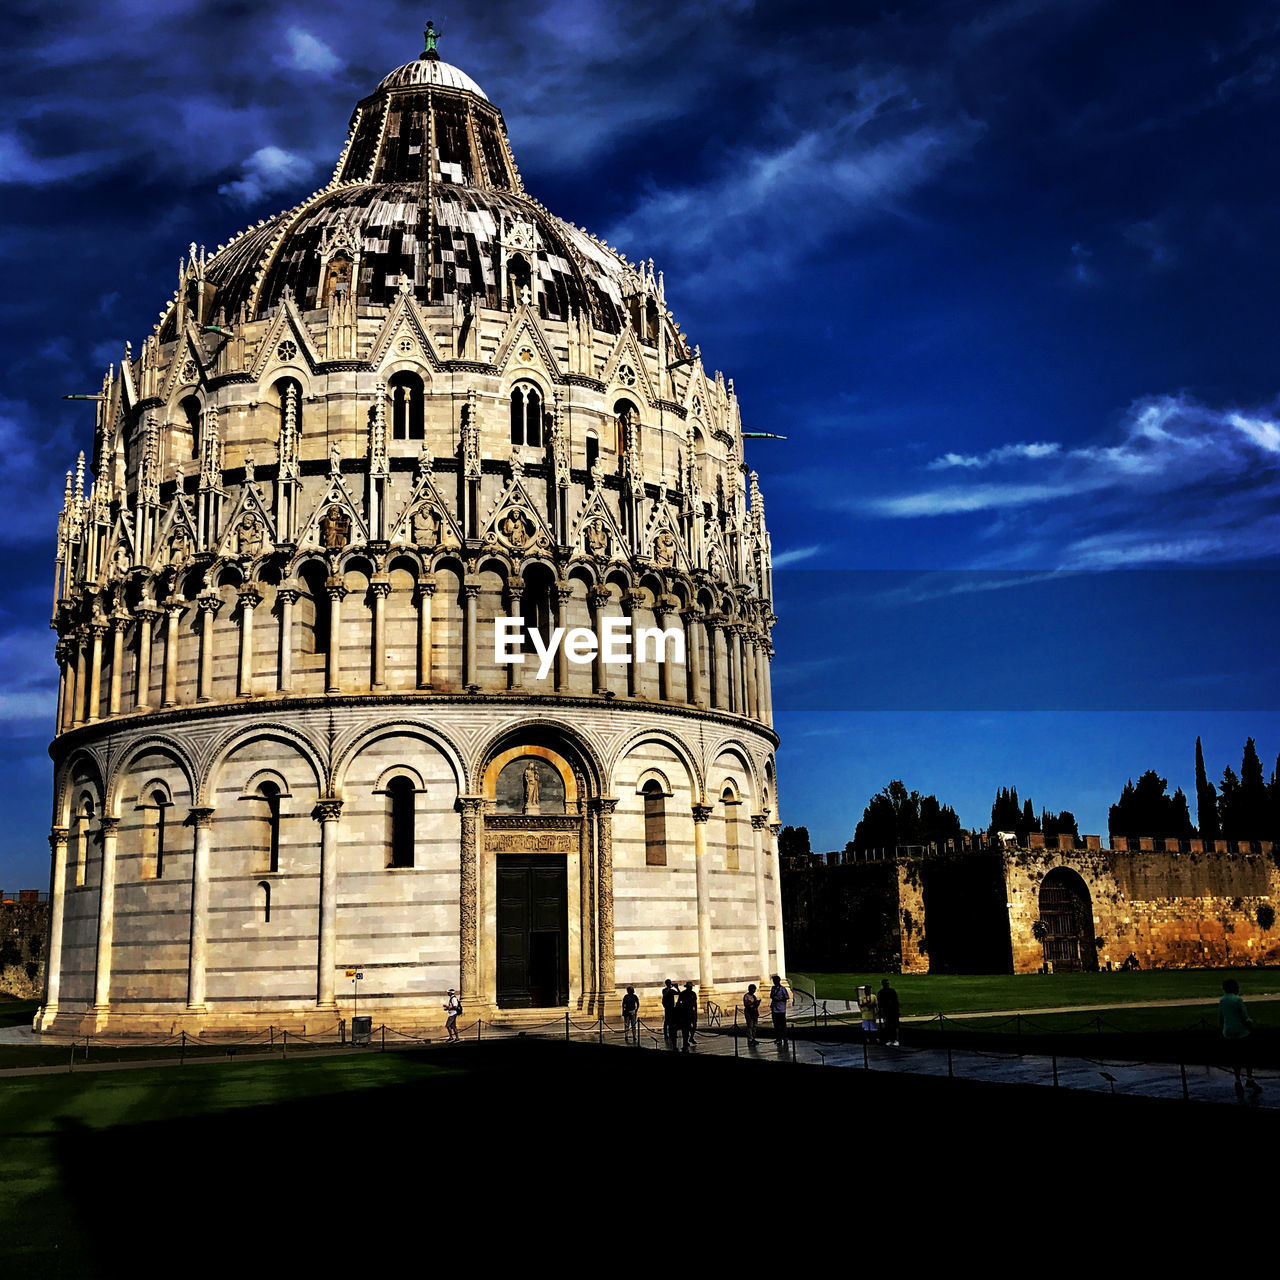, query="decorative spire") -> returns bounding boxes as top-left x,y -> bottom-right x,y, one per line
423,20 -> 441,61
371,382 -> 388,468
